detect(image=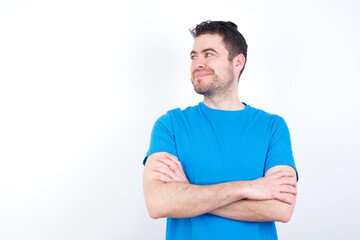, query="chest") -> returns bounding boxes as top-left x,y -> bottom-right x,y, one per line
174,119 -> 270,185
